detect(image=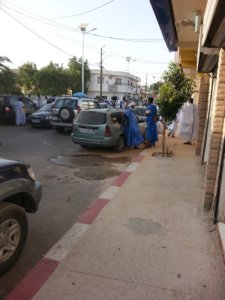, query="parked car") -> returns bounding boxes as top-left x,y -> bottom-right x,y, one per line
133,106 -> 163,134
0,158 -> 42,275
133,106 -> 147,122
30,103 -> 53,128
71,108 -> 145,153
51,96 -> 101,132
0,94 -> 38,125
